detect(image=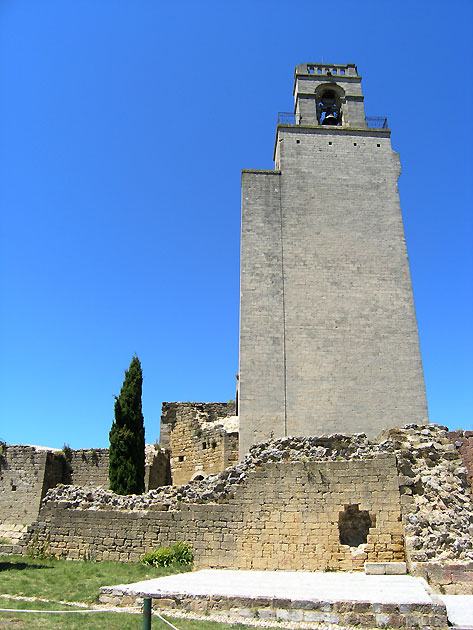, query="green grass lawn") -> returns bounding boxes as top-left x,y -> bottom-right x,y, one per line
0,556 -> 281,629
0,554 -> 189,603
